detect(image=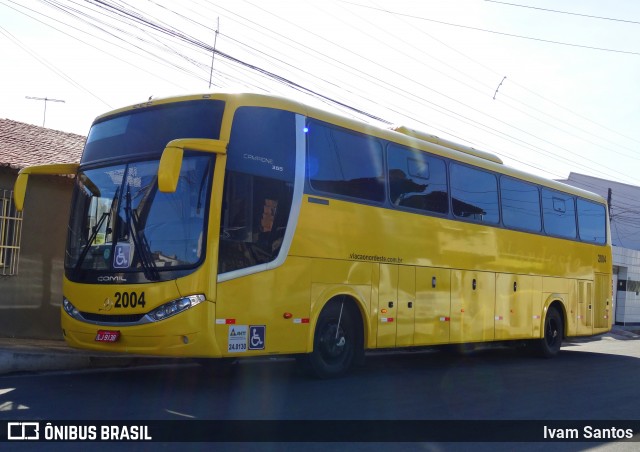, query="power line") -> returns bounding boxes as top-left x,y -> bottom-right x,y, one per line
242,0 -> 636,183
341,1 -> 640,57
351,0 -> 640,150
1,0 -> 199,89
6,0 -> 640,188
0,22 -> 111,108
485,0 -> 640,25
